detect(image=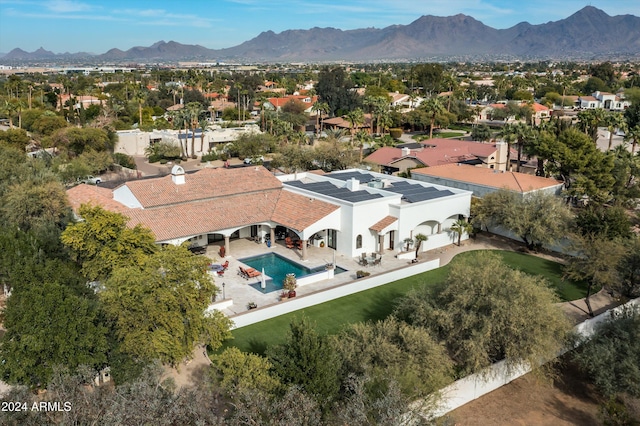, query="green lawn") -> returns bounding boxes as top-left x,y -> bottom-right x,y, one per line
224,250 -> 587,354
494,251 -> 590,301
411,132 -> 465,141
